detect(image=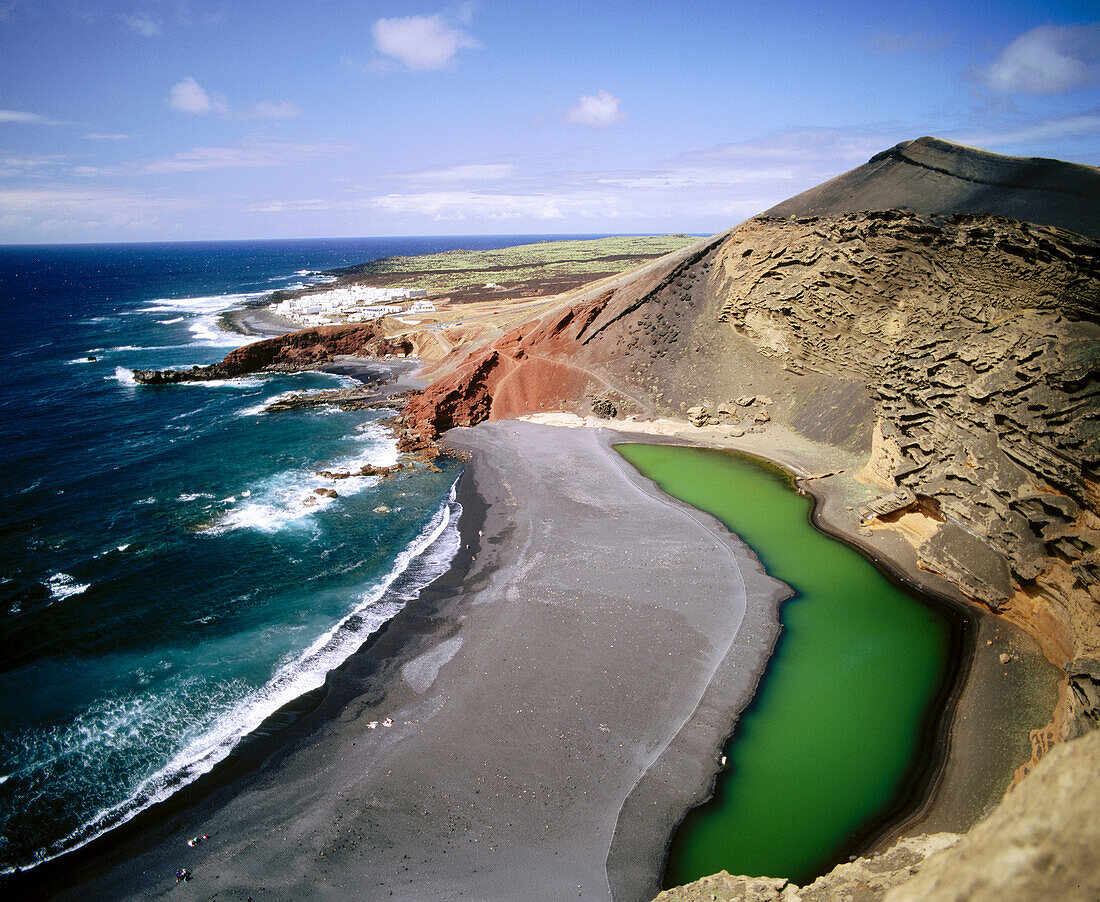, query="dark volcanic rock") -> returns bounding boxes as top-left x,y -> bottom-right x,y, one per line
764,136 -> 1100,239
590,396 -> 617,419
132,323 -> 408,384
